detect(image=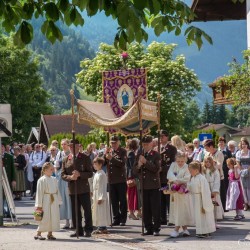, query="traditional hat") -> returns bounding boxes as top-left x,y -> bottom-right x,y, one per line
69,139 -> 80,145
142,135 -> 153,143
110,135 -> 119,142
160,129 -> 169,137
